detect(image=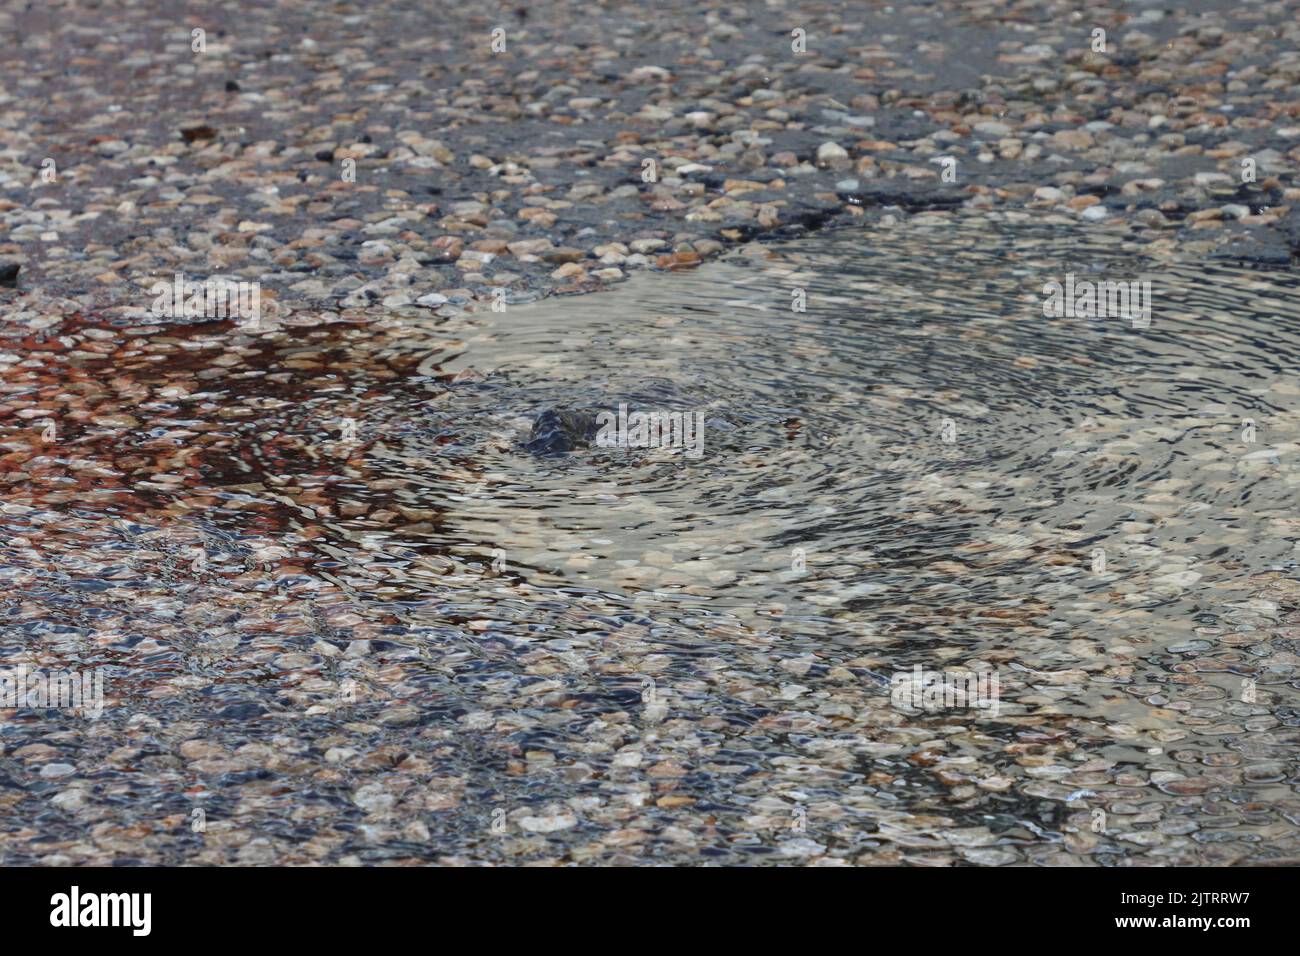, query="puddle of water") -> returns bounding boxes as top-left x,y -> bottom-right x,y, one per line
2,216 -> 1298,864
